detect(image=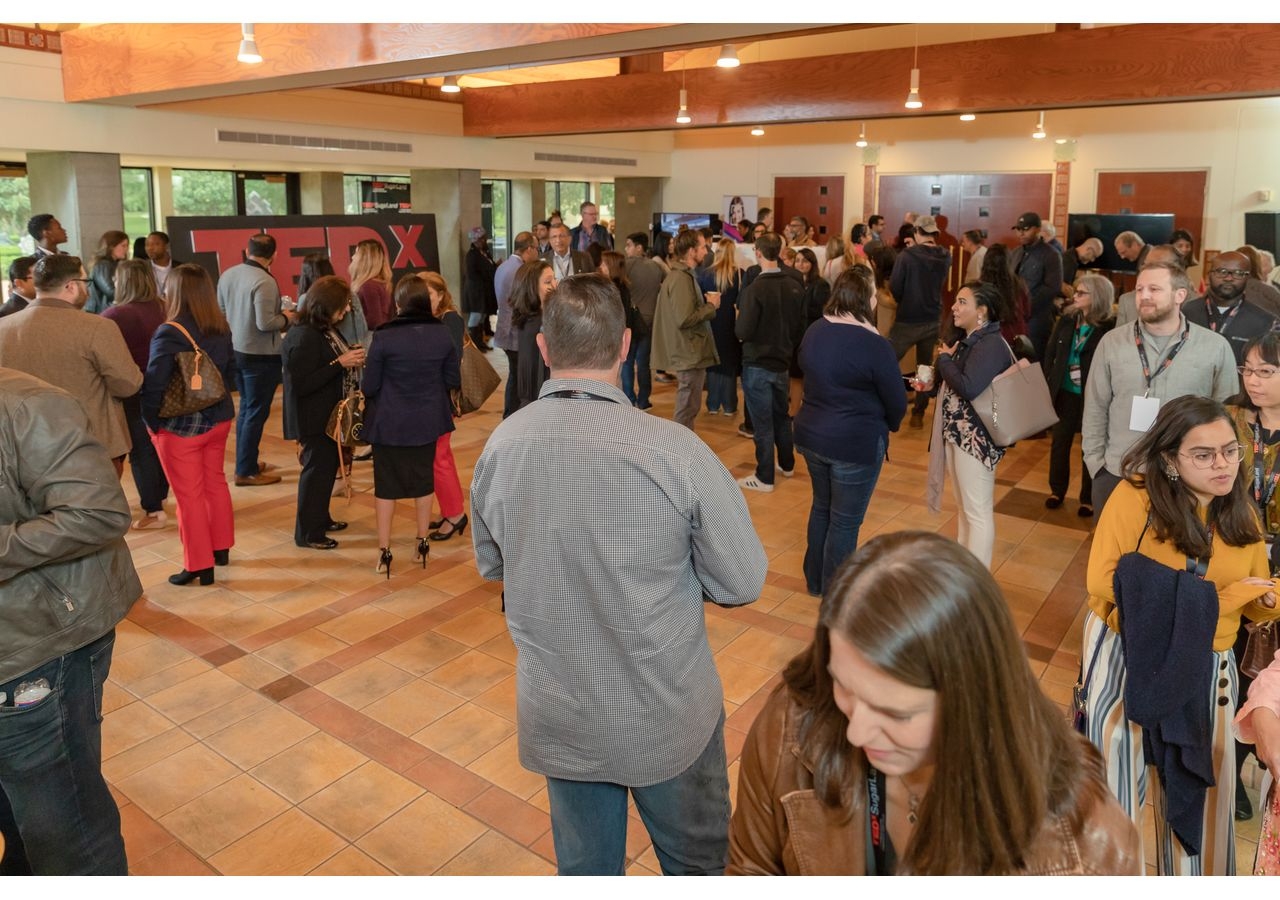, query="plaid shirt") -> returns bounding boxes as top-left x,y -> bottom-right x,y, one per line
471,377 -> 768,786
159,408 -> 214,437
